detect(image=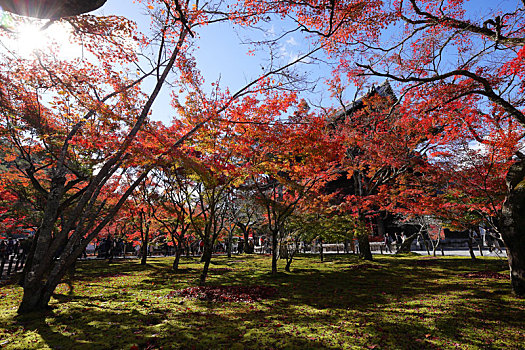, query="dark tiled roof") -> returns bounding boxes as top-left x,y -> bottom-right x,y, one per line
331,80 -> 397,124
